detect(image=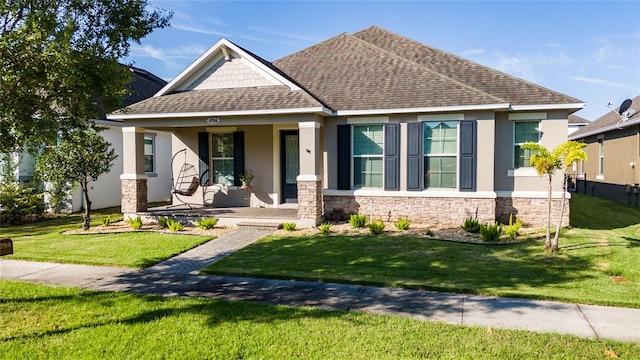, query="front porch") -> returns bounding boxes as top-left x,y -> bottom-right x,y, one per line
136,204 -> 310,229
